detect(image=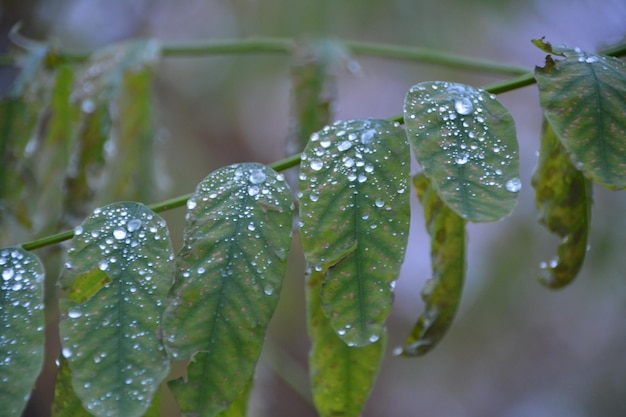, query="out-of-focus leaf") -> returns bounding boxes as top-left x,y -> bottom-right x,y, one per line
0,247 -> 45,416
299,119 -> 410,347
98,69 -> 156,203
534,40 -> 626,189
61,105 -> 111,227
59,202 -> 174,417
404,81 -> 520,222
162,163 -> 293,417
288,39 -> 347,155
307,268 -> 384,417
400,174 -> 466,357
51,357 -> 91,417
531,121 -> 592,289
